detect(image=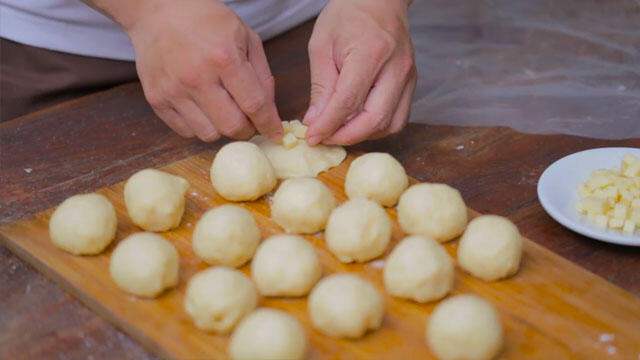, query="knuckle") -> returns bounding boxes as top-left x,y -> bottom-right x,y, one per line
336,88 -> 362,113
144,90 -> 166,110
397,54 -> 415,77
177,68 -> 203,89
208,47 -> 238,69
219,120 -> 249,138
241,93 -> 268,115
159,81 -> 182,99
200,130 -> 221,142
310,81 -> 329,98
389,119 -> 408,135
370,34 -> 395,61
